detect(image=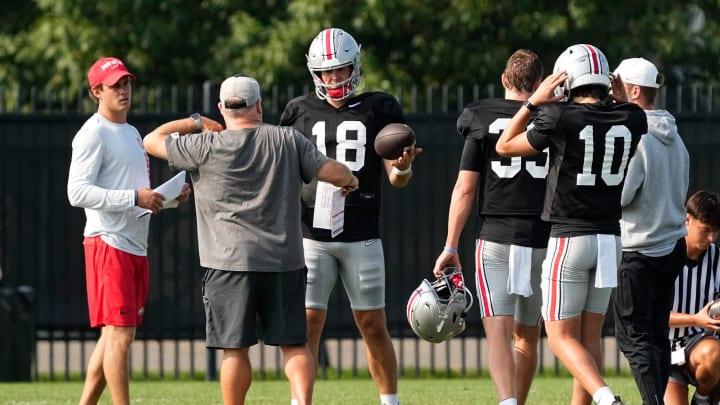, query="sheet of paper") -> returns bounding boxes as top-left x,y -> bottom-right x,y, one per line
312,181 -> 345,238
135,171 -> 187,218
